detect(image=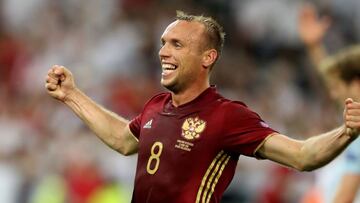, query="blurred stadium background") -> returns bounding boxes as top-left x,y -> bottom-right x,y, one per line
1,0 -> 360,202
